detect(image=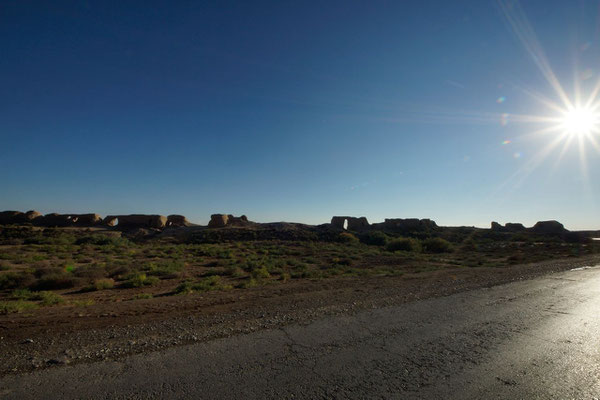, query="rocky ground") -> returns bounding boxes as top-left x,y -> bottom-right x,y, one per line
2,254 -> 599,377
